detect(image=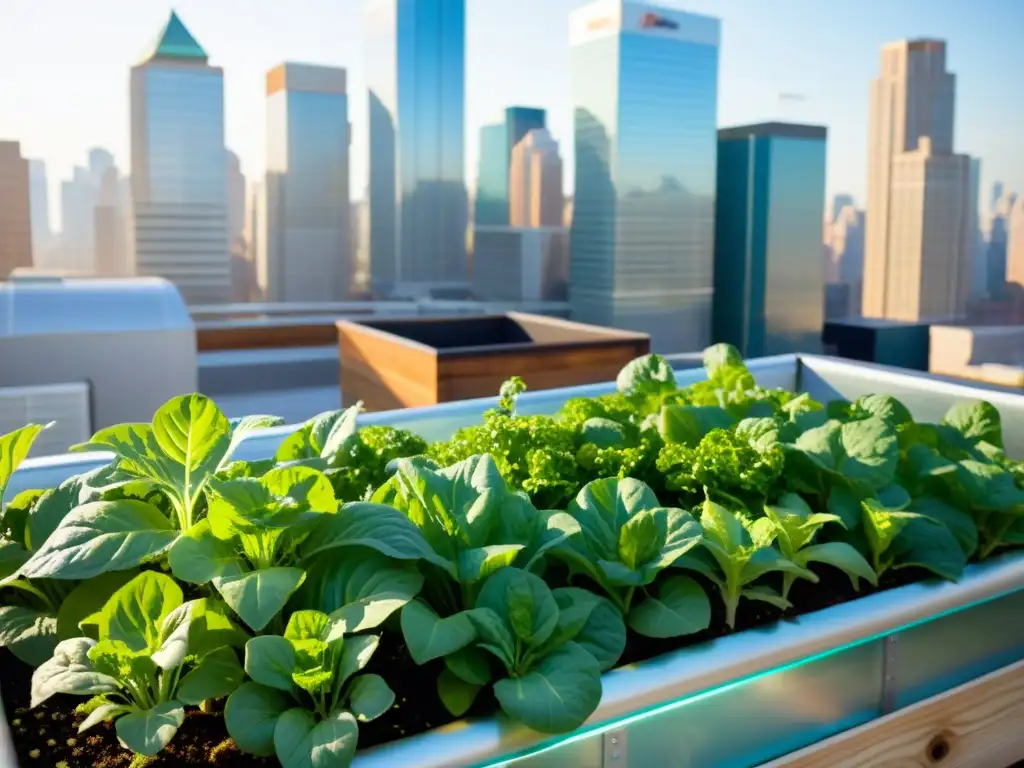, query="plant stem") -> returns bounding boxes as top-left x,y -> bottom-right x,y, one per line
724,592 -> 739,629
781,573 -> 795,602
622,587 -> 636,615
